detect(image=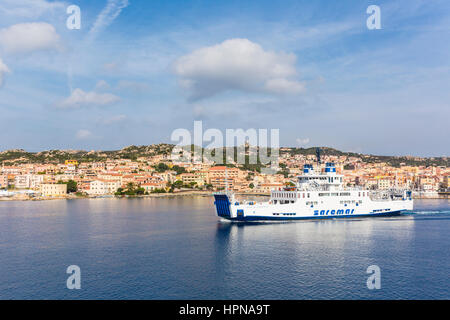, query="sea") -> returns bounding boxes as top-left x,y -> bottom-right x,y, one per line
0,197 -> 448,299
